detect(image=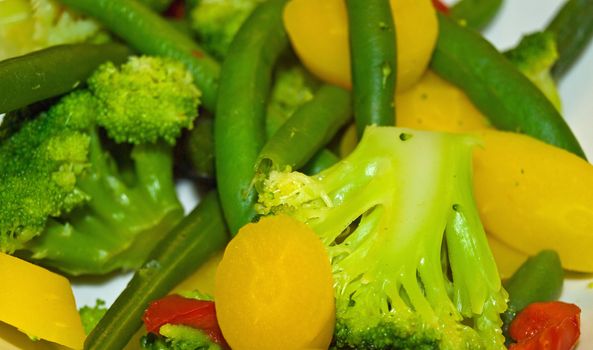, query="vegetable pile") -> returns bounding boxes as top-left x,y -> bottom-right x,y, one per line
0,0 -> 592,349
